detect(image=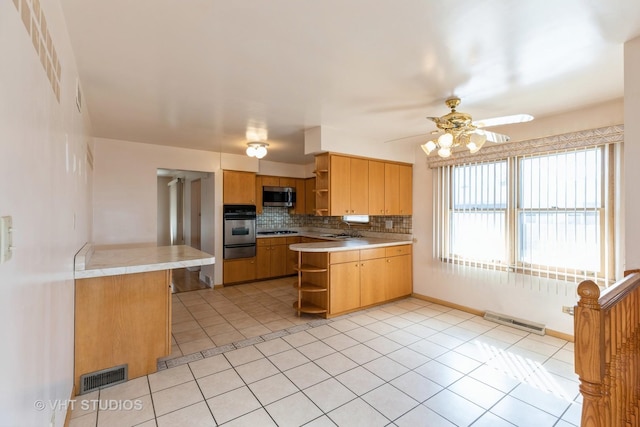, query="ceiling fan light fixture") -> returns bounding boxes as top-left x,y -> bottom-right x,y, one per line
246,142 -> 269,159
467,132 -> 487,153
437,133 -> 454,148
421,140 -> 437,155
437,147 -> 451,158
